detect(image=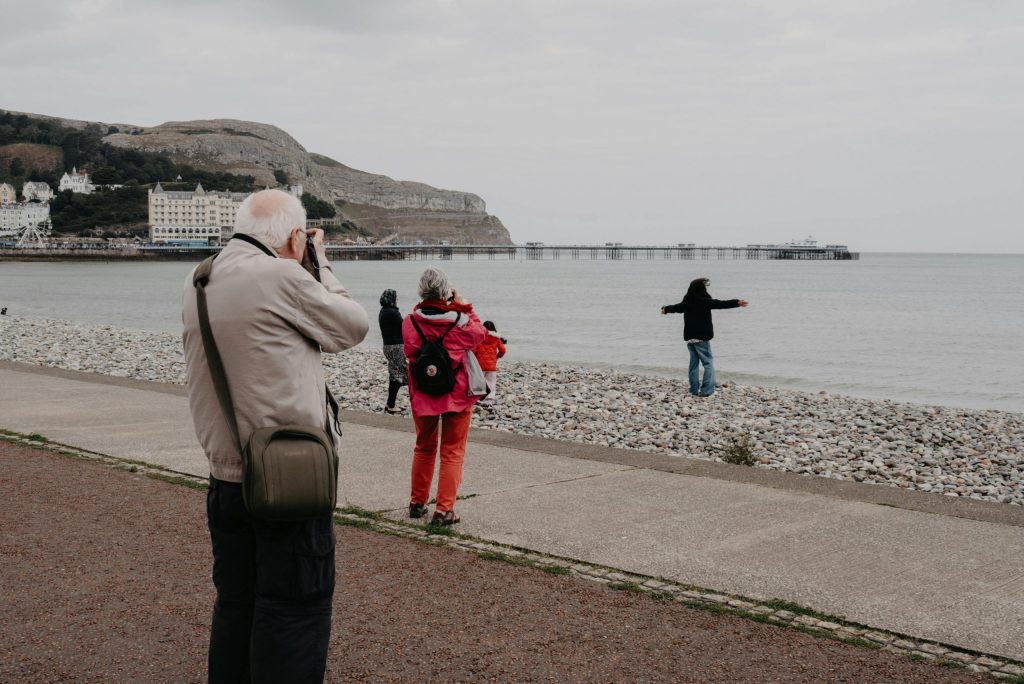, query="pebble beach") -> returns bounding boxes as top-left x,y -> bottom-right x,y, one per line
2,316 -> 1021,506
